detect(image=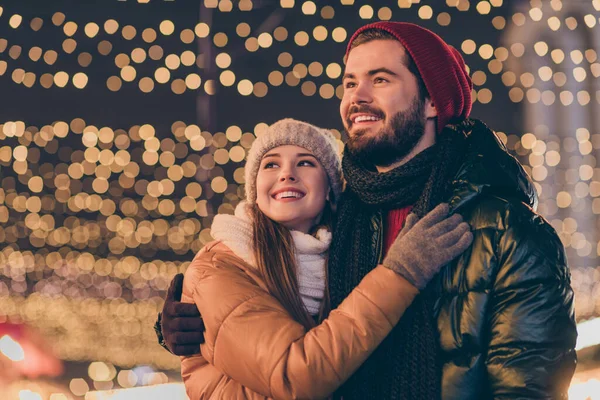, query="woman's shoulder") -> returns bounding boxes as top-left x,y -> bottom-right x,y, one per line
187,240 -> 244,272
184,241 -> 262,292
